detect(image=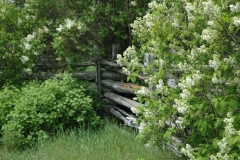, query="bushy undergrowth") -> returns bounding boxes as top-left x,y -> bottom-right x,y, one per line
0,74 -> 102,149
